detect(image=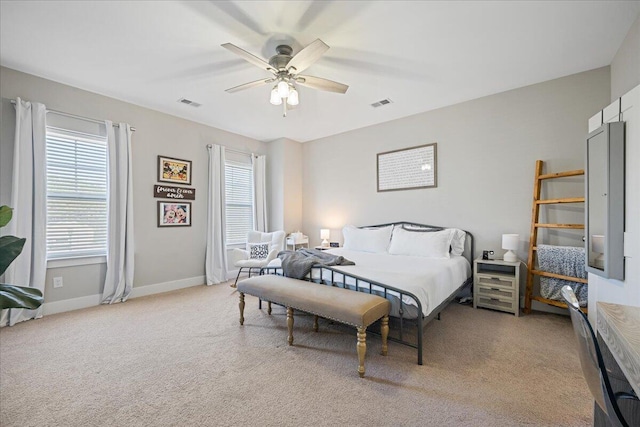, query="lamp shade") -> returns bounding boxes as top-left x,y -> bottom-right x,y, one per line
277,80 -> 290,98
287,87 -> 299,106
270,87 -> 282,105
502,234 -> 519,250
502,234 -> 519,262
